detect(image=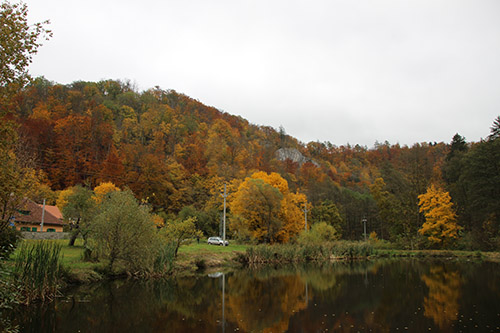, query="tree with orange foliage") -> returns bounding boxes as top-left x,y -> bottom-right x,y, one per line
418,184 -> 462,246
230,172 -> 307,243
93,182 -> 120,204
